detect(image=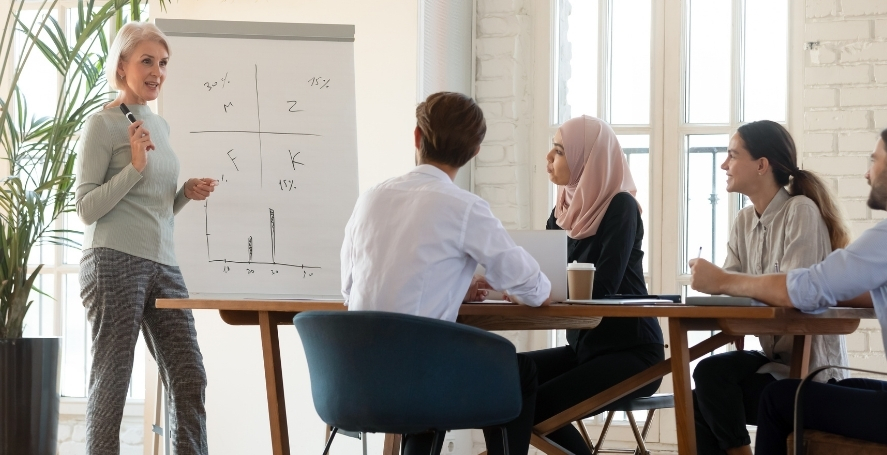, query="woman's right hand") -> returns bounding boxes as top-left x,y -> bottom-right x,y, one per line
128,120 -> 155,173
